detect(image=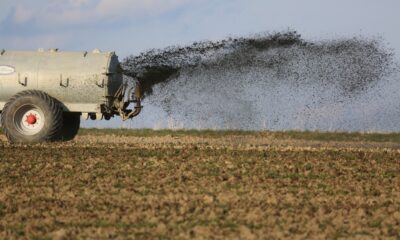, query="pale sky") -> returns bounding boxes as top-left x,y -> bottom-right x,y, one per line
1,0 -> 400,131
1,0 -> 400,58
